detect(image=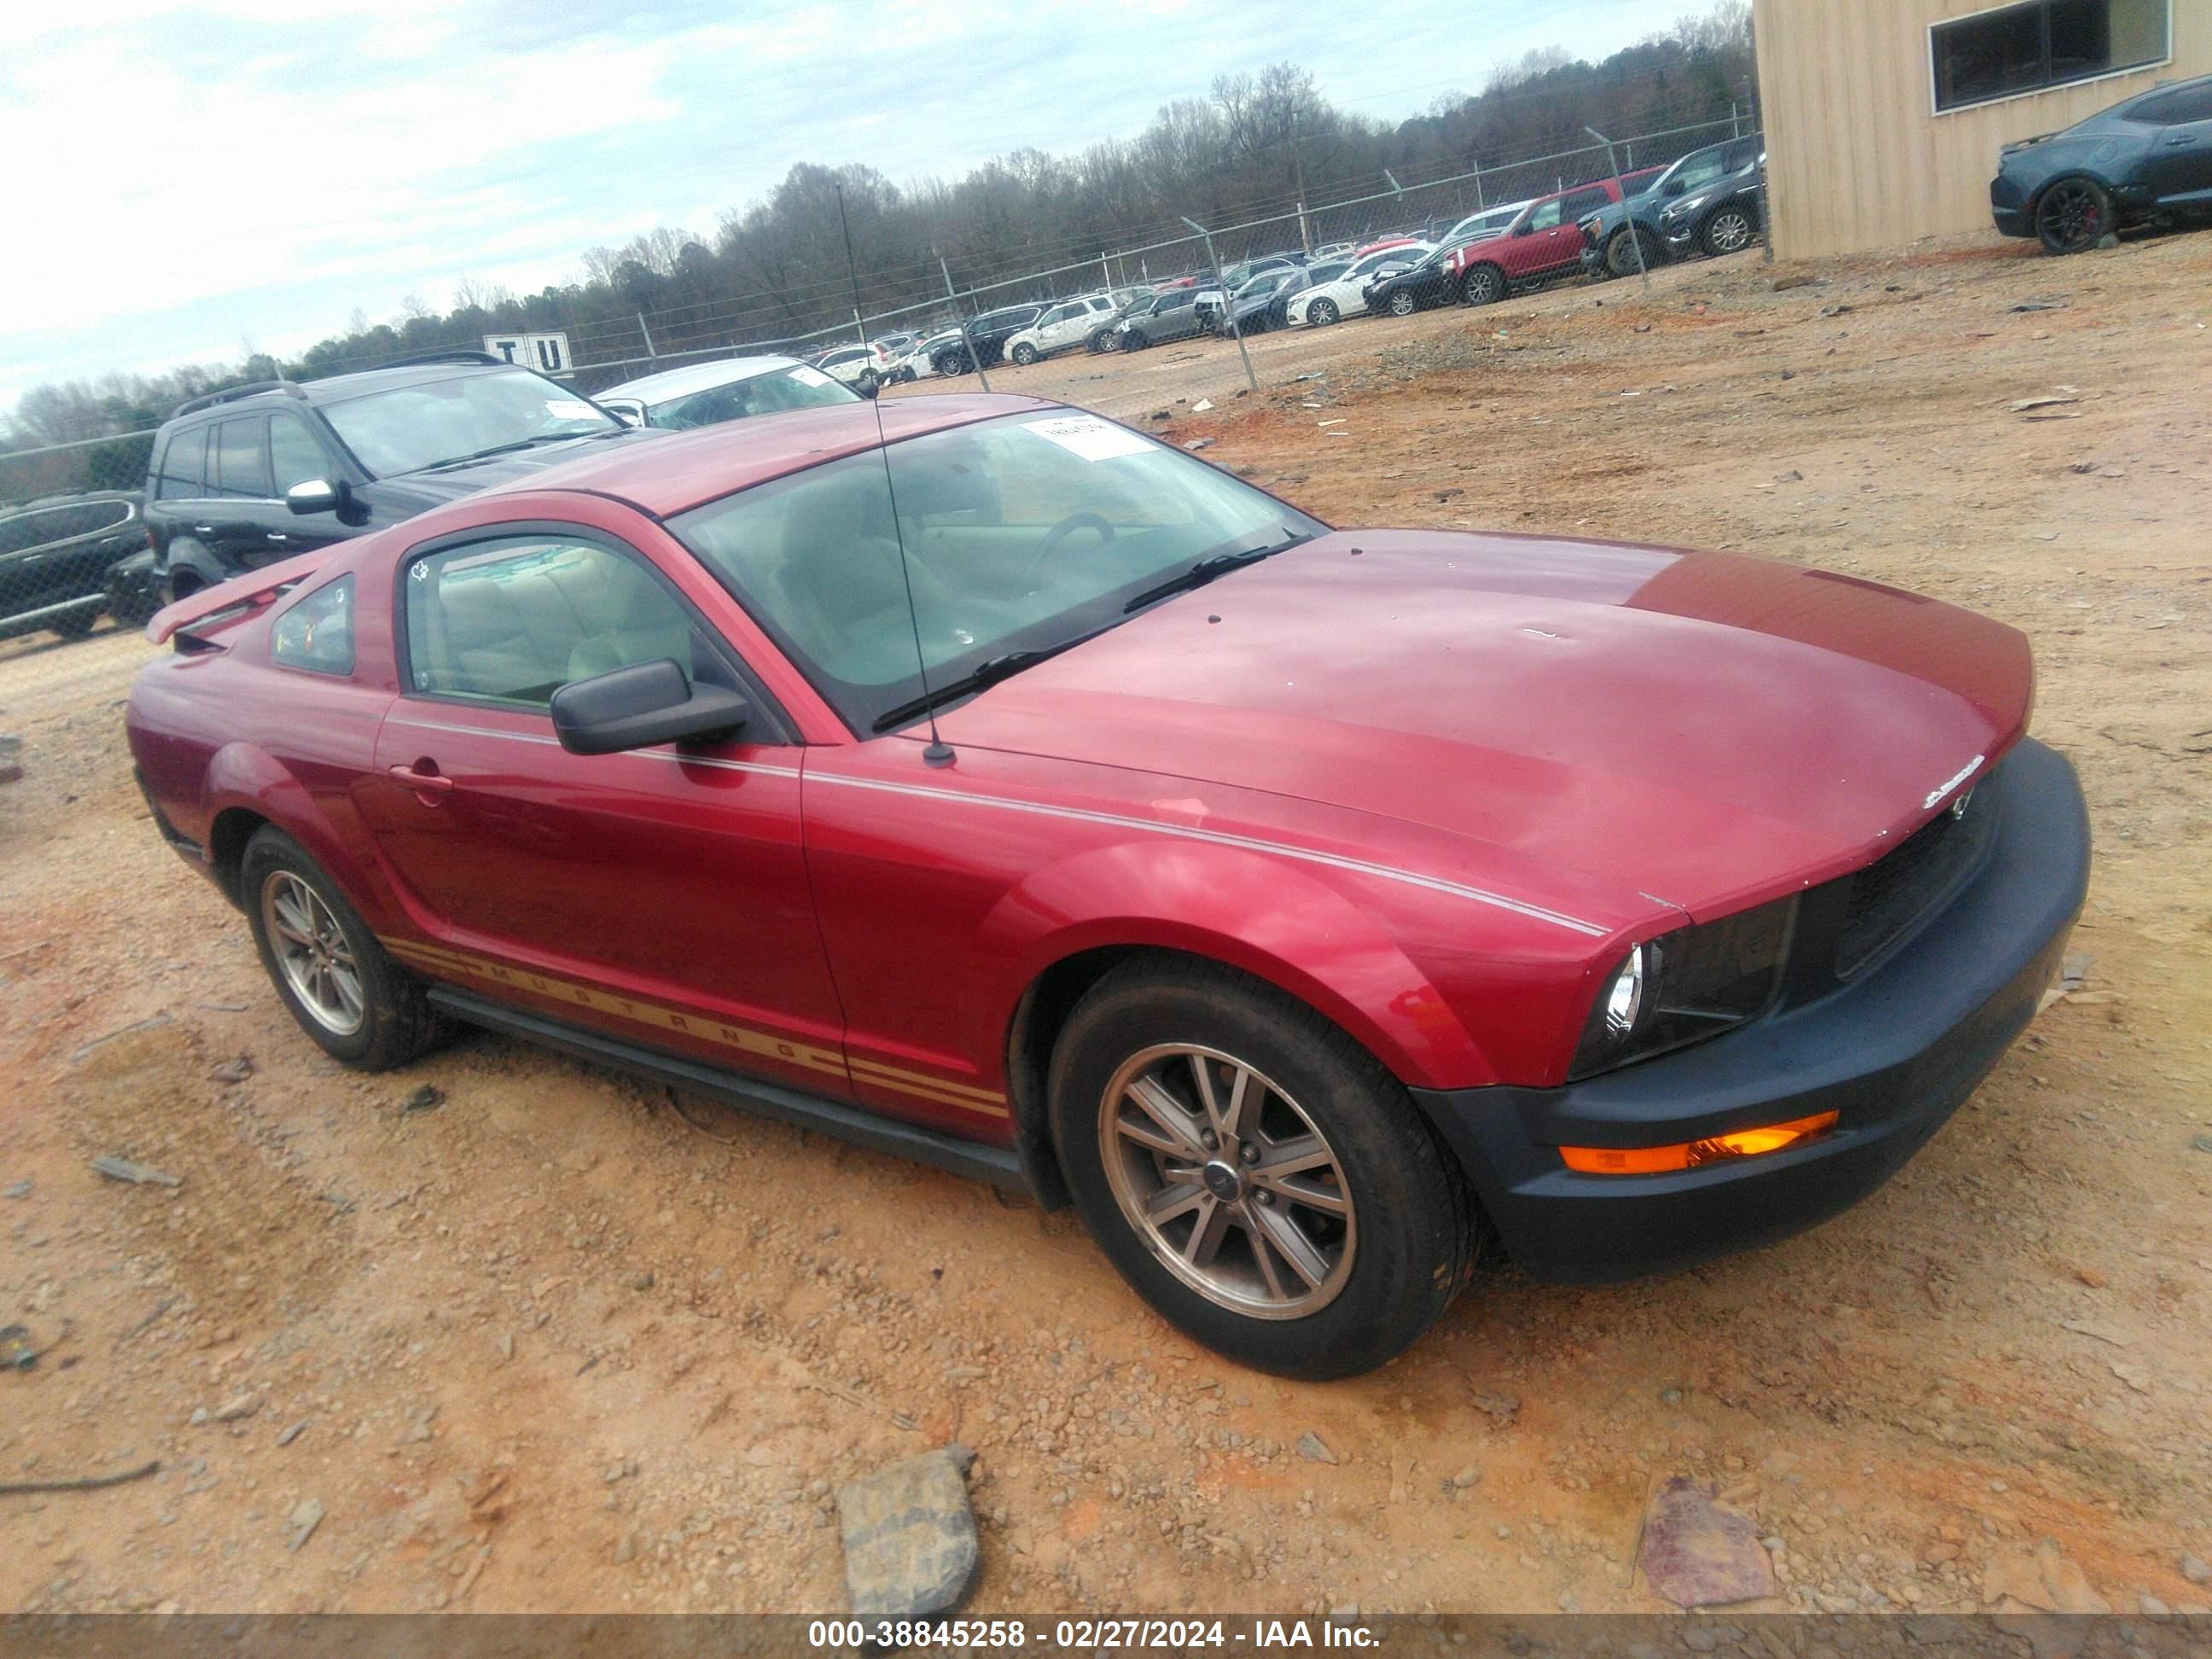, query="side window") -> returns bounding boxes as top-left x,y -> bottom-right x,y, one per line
156,427 -> 208,500
214,417 -> 271,499
404,537 -> 701,709
271,575 -> 356,676
2137,84 -> 2212,125
0,512 -> 31,556
269,416 -> 329,494
1561,188 -> 1610,219
1039,306 -> 1072,326
1526,200 -> 1565,233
